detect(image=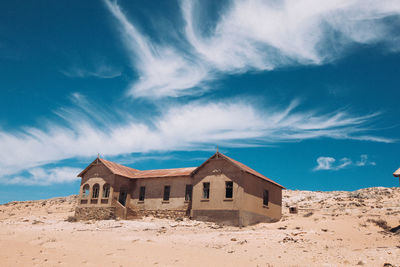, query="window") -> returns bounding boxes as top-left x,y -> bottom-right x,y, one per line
163,185 -> 170,201
203,182 -> 210,199
102,183 -> 110,198
82,184 -> 90,198
92,184 -> 100,198
225,181 -> 233,199
263,190 -> 269,206
139,186 -> 146,201
185,184 -> 192,201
